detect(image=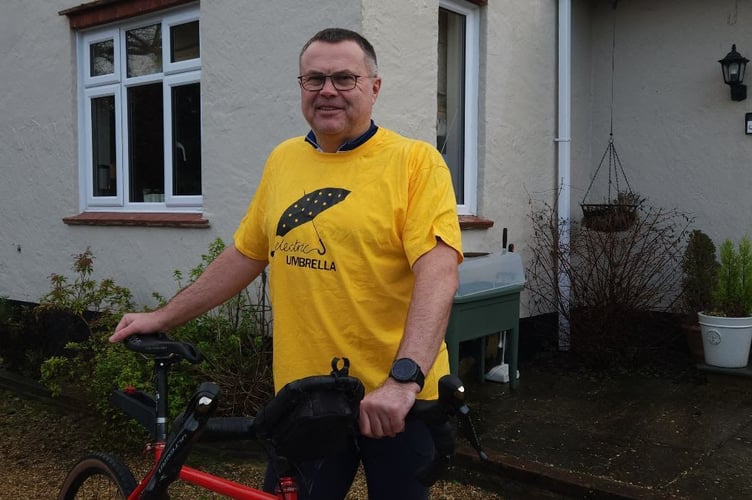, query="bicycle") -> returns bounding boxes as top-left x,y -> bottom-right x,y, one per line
58,333 -> 486,499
